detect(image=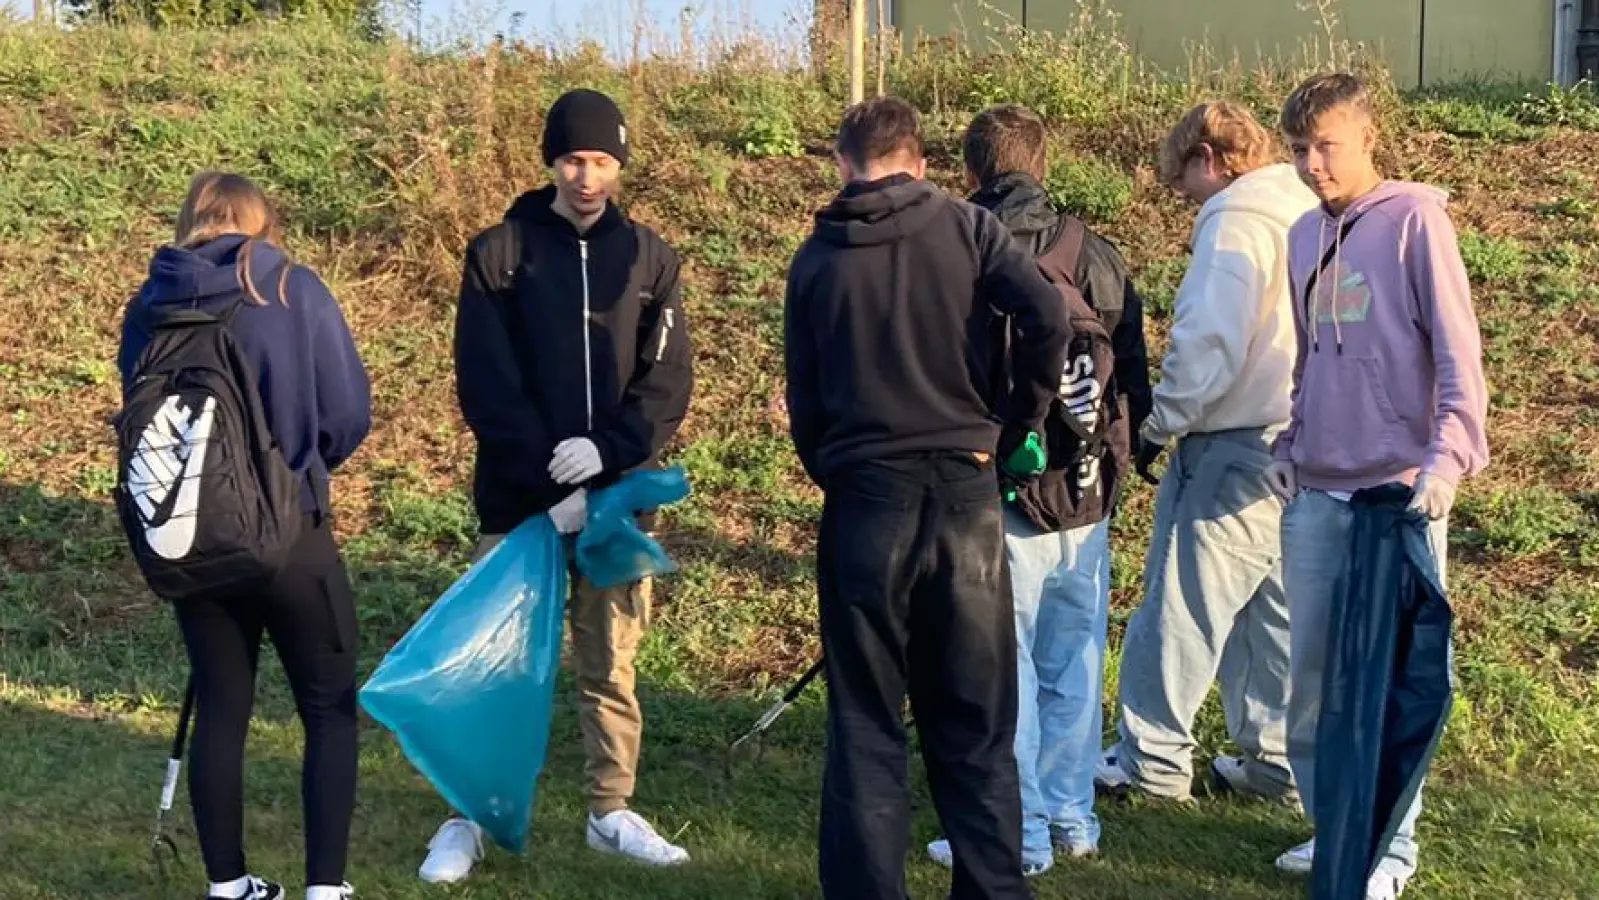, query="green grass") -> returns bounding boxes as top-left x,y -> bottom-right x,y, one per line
3,12 -> 1599,900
